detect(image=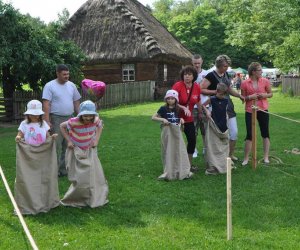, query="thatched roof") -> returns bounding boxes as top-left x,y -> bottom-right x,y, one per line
61,0 -> 192,64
